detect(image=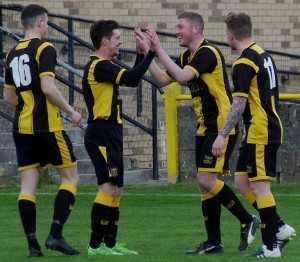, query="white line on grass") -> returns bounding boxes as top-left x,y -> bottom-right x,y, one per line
0,192 -> 300,197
